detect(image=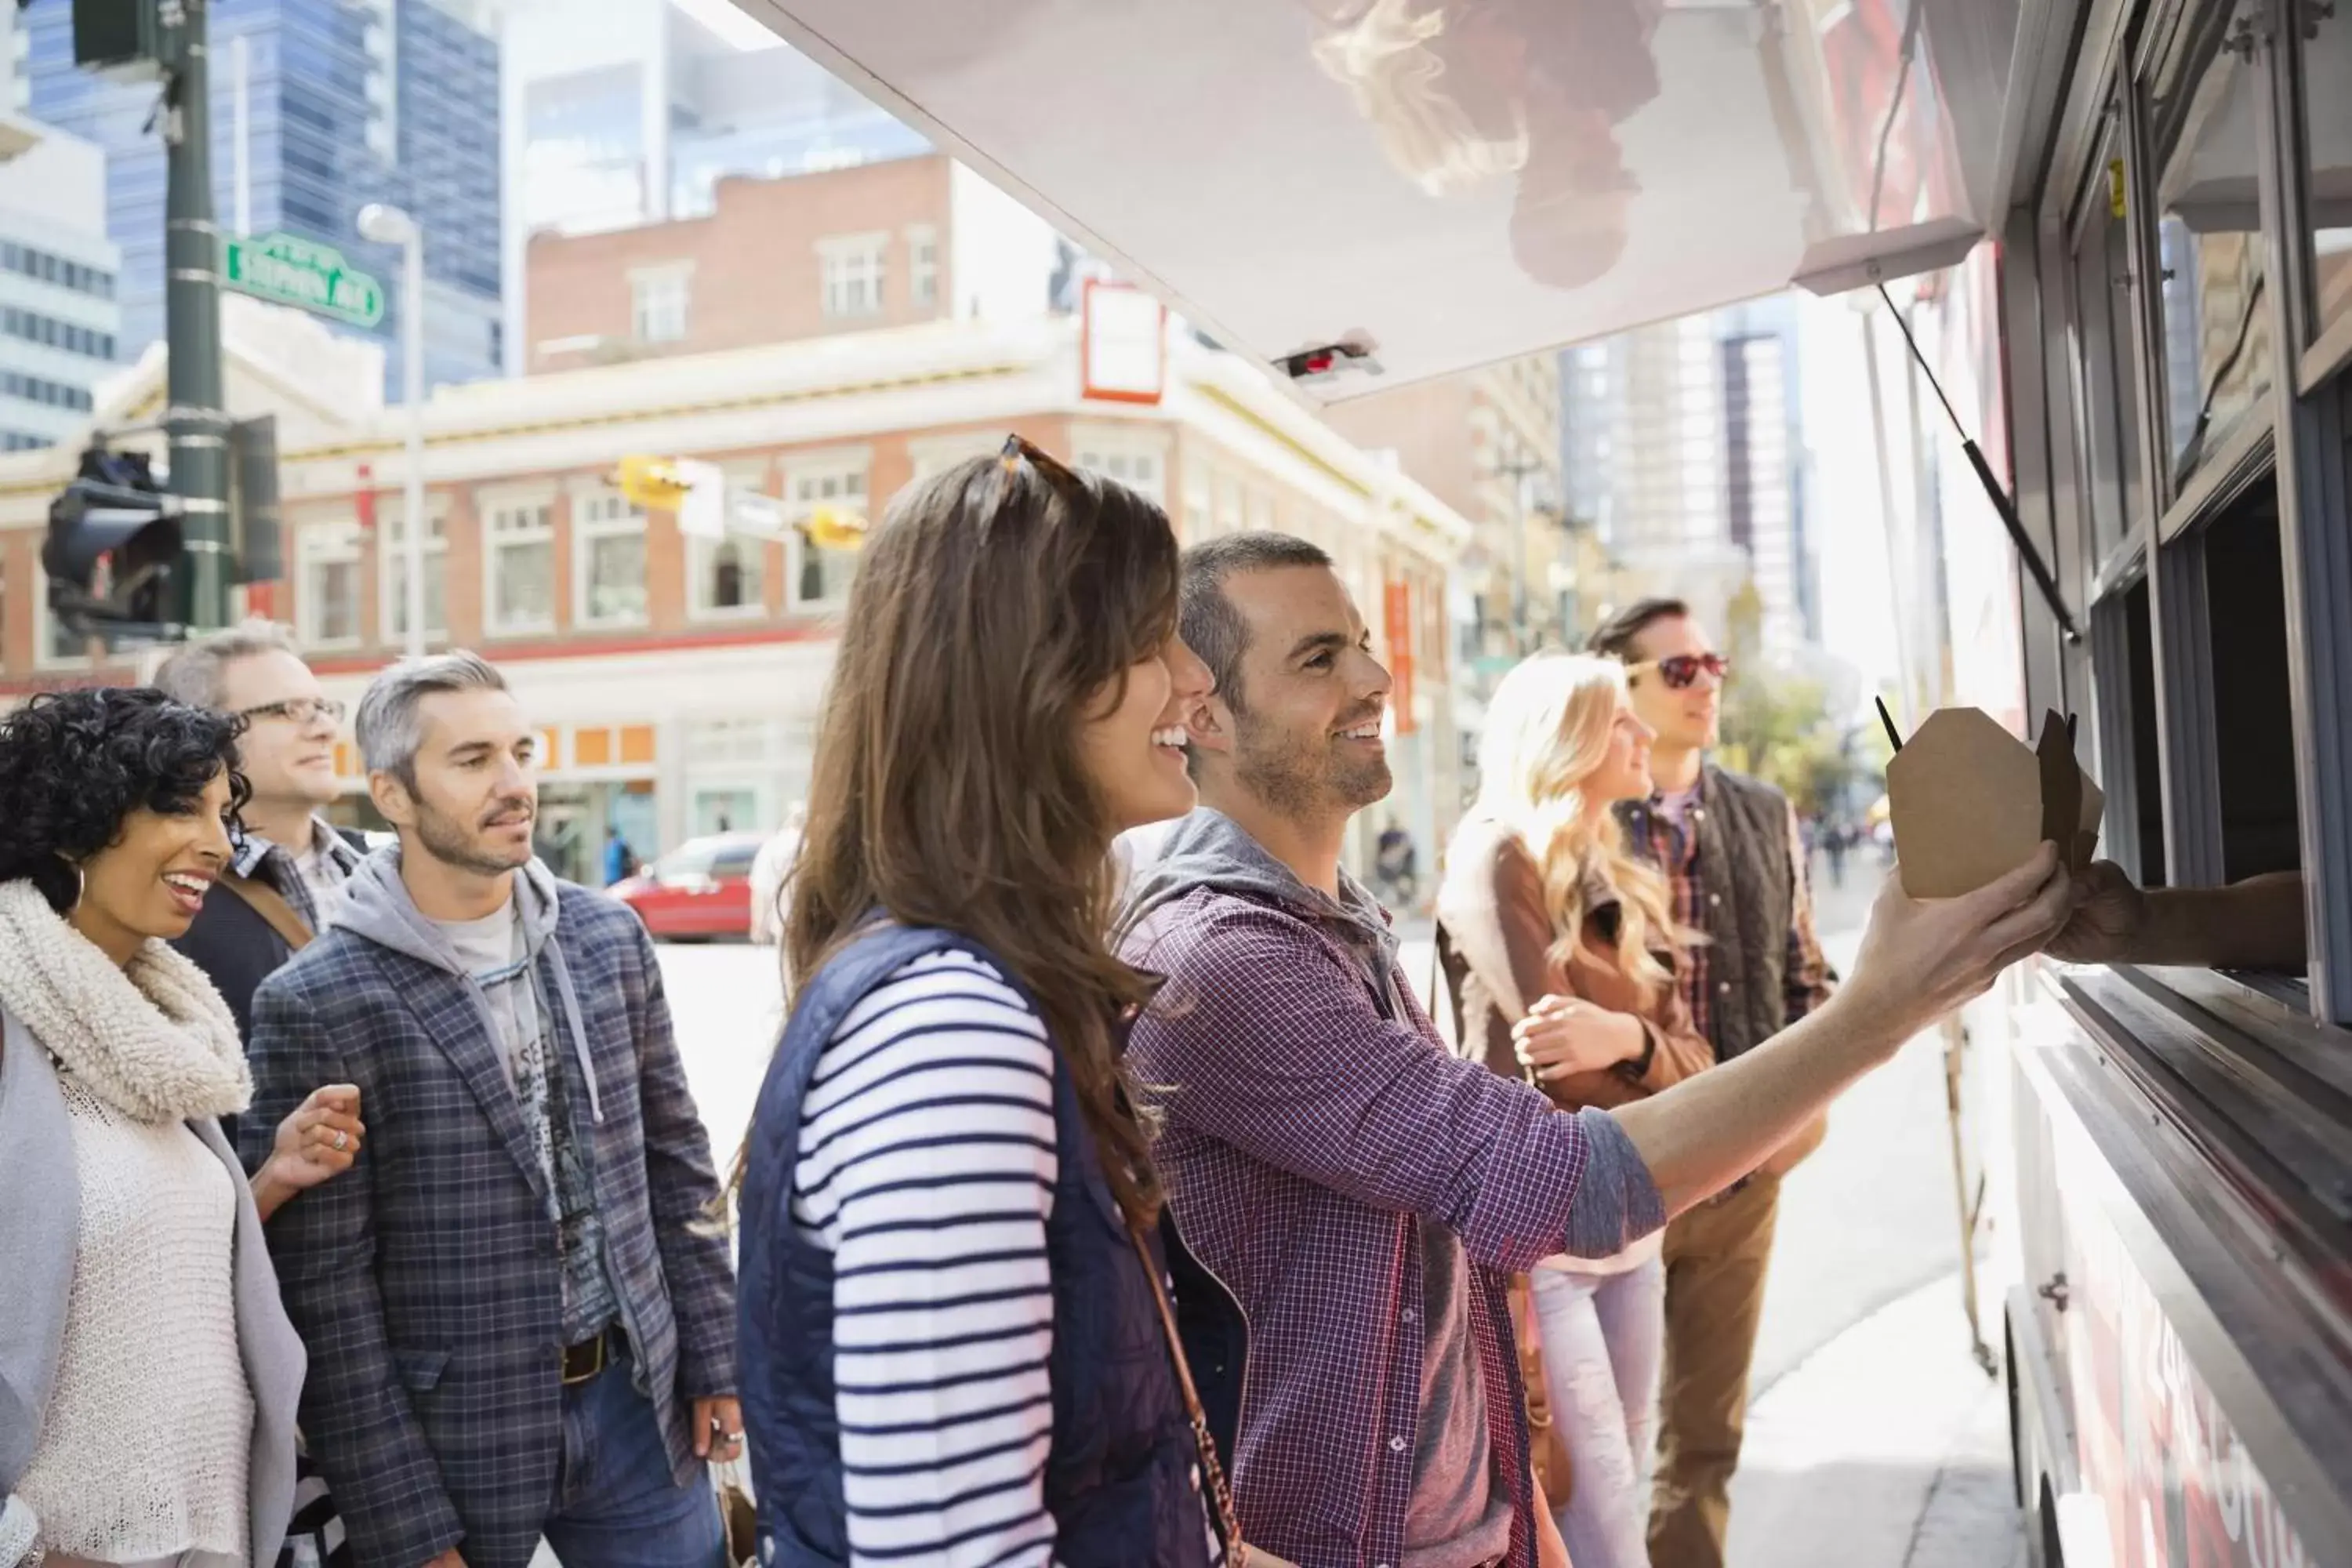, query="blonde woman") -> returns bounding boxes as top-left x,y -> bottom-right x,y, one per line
1436,652 -> 1711,1568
